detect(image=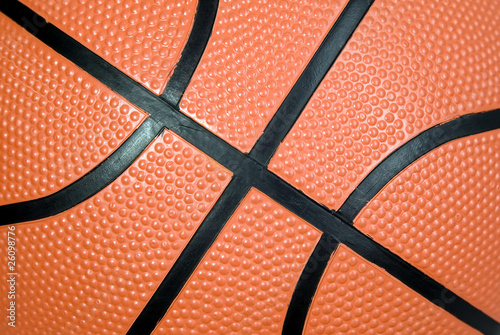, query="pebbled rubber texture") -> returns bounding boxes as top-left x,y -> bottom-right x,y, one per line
179,0 -> 349,152
1,0 -> 500,333
19,0 -> 198,95
355,129 -> 500,322
0,13 -> 147,206
152,188 -> 321,334
303,244 -> 480,335
269,0 -> 500,209
0,129 -> 231,335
